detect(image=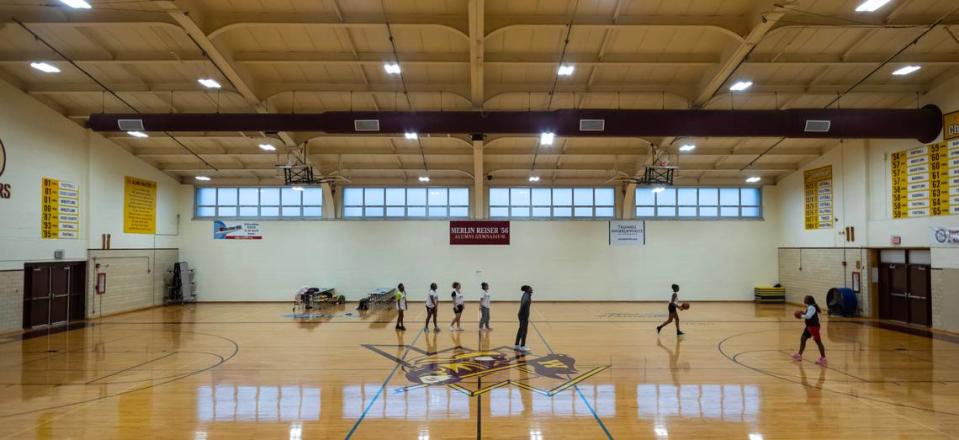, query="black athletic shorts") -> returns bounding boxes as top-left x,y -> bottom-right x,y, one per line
668,303 -> 677,314
454,304 -> 464,314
